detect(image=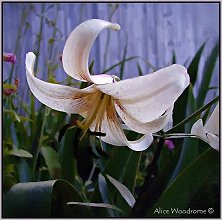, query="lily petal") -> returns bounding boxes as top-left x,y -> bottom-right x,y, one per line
26,52 -> 96,114
207,133 -> 219,151
115,103 -> 174,134
97,64 -> 190,123
63,19 -> 120,84
191,119 -> 208,142
191,118 -> 219,151
205,103 -> 219,136
91,104 -> 153,151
